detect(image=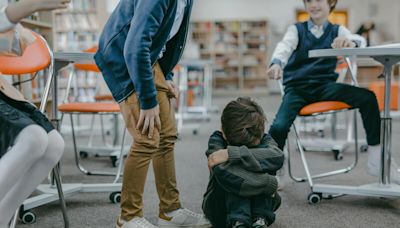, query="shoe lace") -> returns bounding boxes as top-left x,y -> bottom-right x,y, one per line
181,208 -> 203,219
